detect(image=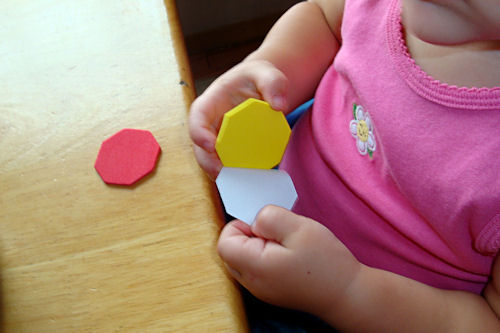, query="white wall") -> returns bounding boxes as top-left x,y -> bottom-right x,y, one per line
177,0 -> 299,36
